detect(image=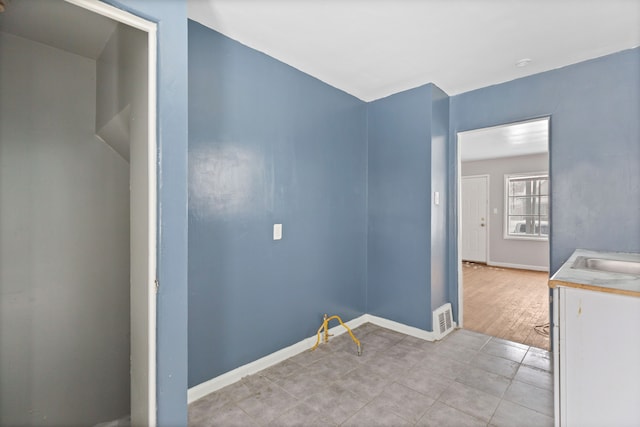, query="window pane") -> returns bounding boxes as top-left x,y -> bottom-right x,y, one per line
509,196 -> 538,216
539,196 -> 549,216
509,181 -> 528,196
505,174 -> 549,239
508,216 -> 538,235
539,179 -> 549,196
